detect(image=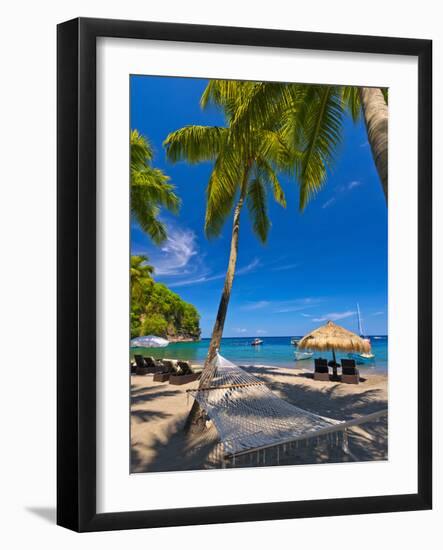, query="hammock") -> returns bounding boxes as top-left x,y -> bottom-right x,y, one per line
188,353 -> 353,459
